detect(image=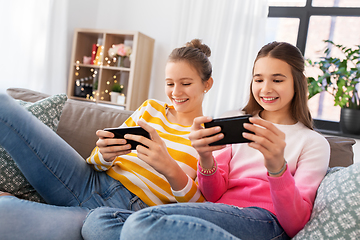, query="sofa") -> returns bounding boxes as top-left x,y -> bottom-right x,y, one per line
1,88 -> 360,239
